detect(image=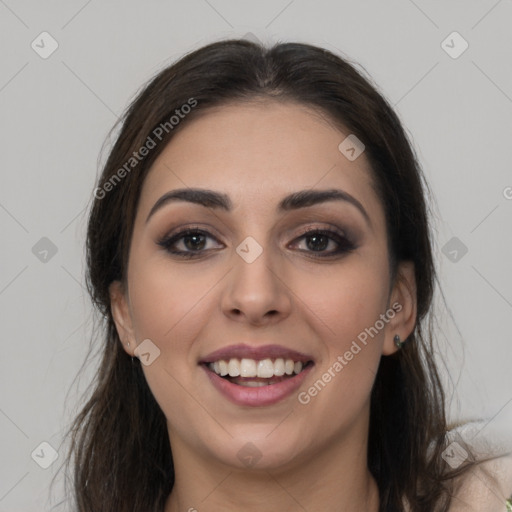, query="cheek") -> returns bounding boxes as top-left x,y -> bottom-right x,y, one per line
126,259 -> 218,434
293,258 -> 390,415
128,257 -> 216,345
301,255 -> 390,348
126,255 -> 222,406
